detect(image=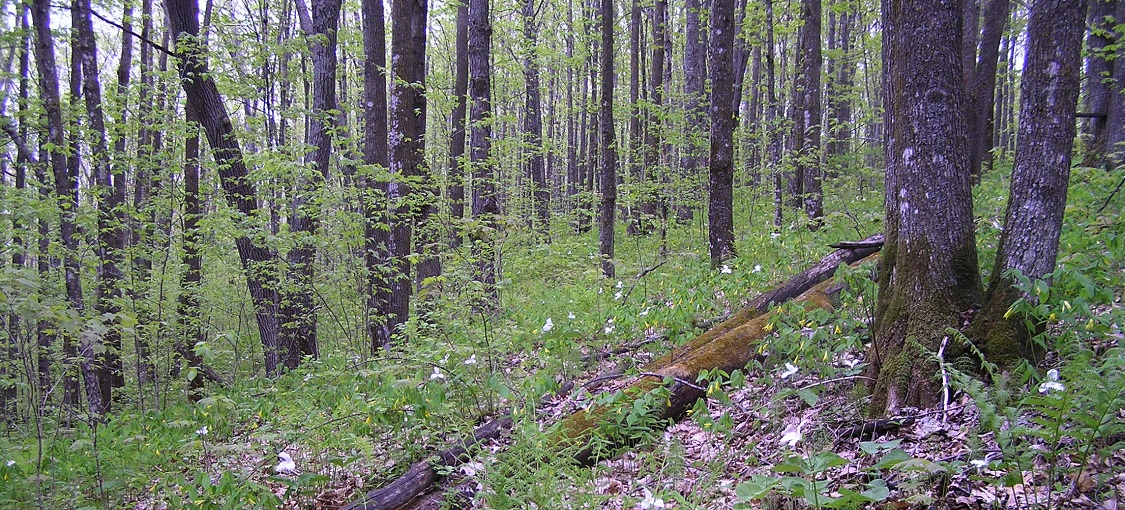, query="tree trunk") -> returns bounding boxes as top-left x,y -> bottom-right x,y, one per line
626,0 -> 643,235
598,0 -> 617,278
967,0 -> 1011,183
825,7 -> 855,179
766,0 -> 784,228
166,0 -> 286,376
1104,1 -> 1125,166
1081,0 -> 1117,166
176,108 -> 206,399
469,0 -> 499,301
131,0 -> 157,386
523,0 -> 549,239
792,0 -> 823,226
972,0 -> 1086,367
868,0 -> 982,415
361,0 -> 392,351
448,0 -> 469,248
709,0 -> 736,267
679,0 -> 706,224
32,0 -> 99,419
